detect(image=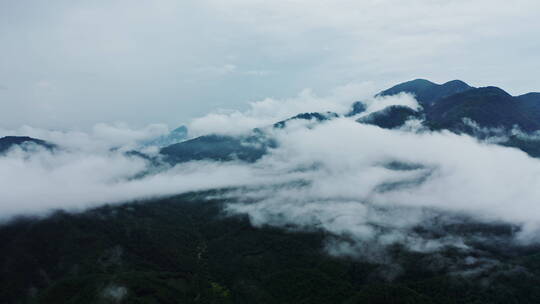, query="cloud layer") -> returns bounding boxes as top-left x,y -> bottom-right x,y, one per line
227,119 -> 540,250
